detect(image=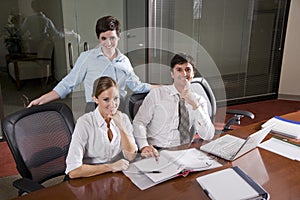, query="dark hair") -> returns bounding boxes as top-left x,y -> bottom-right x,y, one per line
31,0 -> 42,12
95,16 -> 121,39
170,53 -> 195,69
93,76 -> 118,97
